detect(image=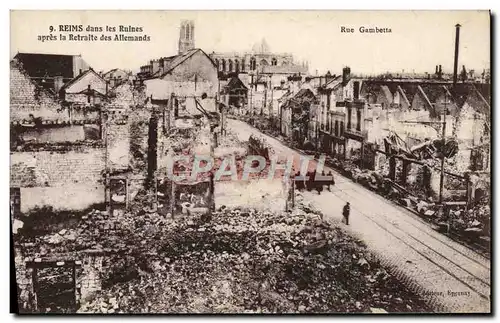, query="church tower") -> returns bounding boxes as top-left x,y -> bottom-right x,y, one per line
178,20 -> 195,54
